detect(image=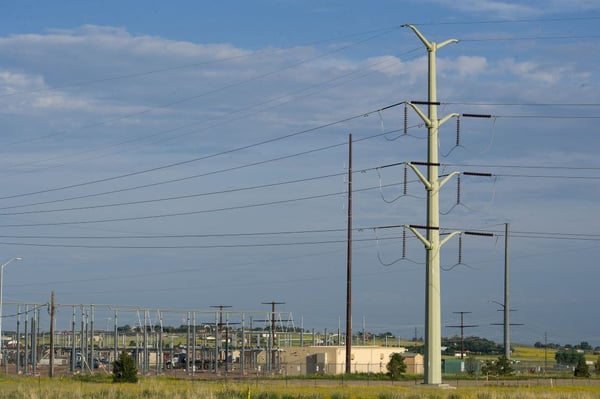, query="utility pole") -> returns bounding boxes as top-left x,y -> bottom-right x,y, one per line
345,133 -> 353,374
446,311 -> 477,359
503,223 -> 510,359
403,24 -> 460,385
210,305 -> 232,374
49,291 -> 55,377
261,301 -> 284,373
490,223 -> 522,359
